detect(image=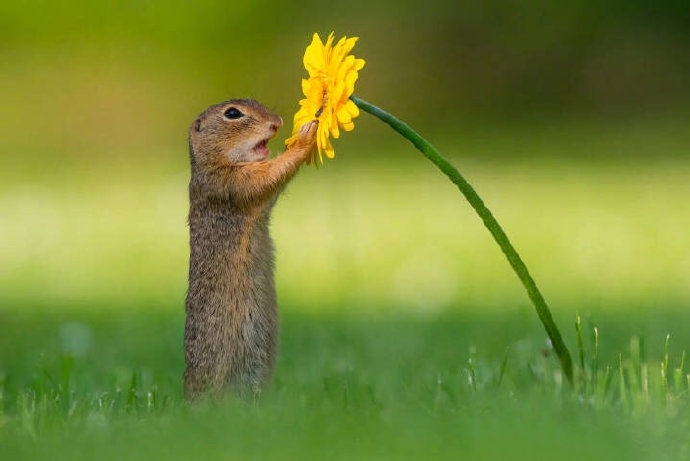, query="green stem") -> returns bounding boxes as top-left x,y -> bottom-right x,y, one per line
352,95 -> 574,385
